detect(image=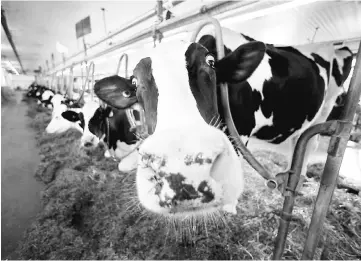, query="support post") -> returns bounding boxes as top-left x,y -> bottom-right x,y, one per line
301,41 -> 361,260
273,42 -> 361,260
